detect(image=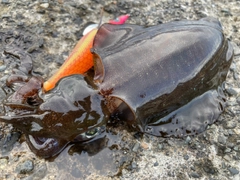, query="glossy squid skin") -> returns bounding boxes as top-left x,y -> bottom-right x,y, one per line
0,17 -> 233,158
4,75 -> 108,157
92,17 -> 233,136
